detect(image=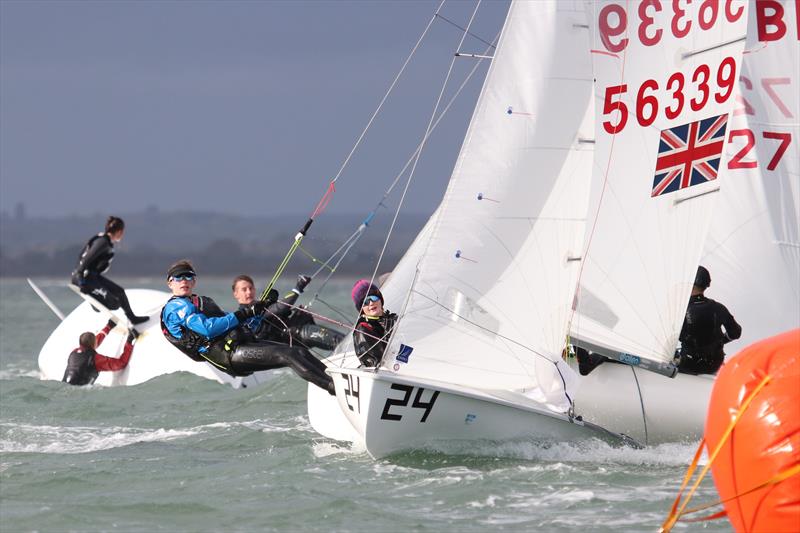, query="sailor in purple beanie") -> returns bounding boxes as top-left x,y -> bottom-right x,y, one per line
351,279 -> 396,367
351,279 -> 383,310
